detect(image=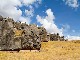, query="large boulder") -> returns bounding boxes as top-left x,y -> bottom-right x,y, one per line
0,15 -> 3,21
